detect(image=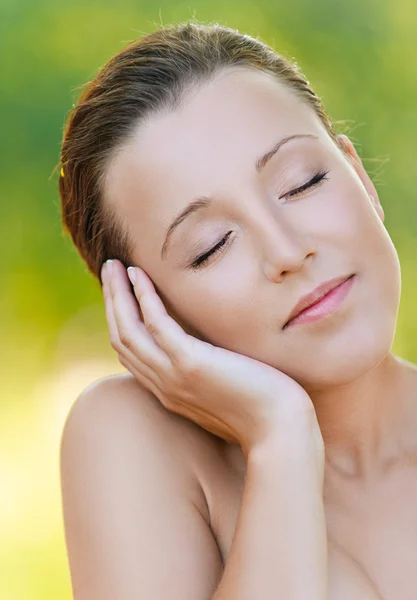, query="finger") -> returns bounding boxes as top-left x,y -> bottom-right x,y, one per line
102,264 -> 162,387
117,352 -> 162,400
127,265 -> 197,368
102,266 -> 158,387
102,262 -> 128,352
106,260 -> 171,373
